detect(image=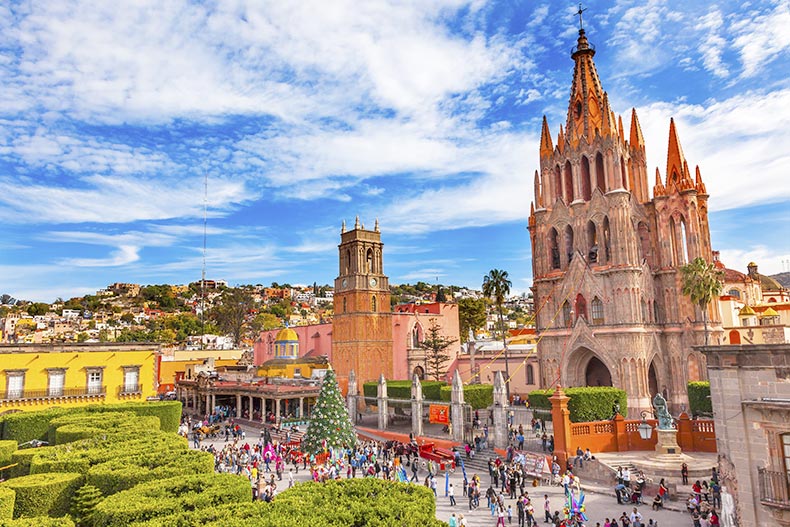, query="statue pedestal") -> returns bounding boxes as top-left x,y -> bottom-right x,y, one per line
654,428 -> 682,456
